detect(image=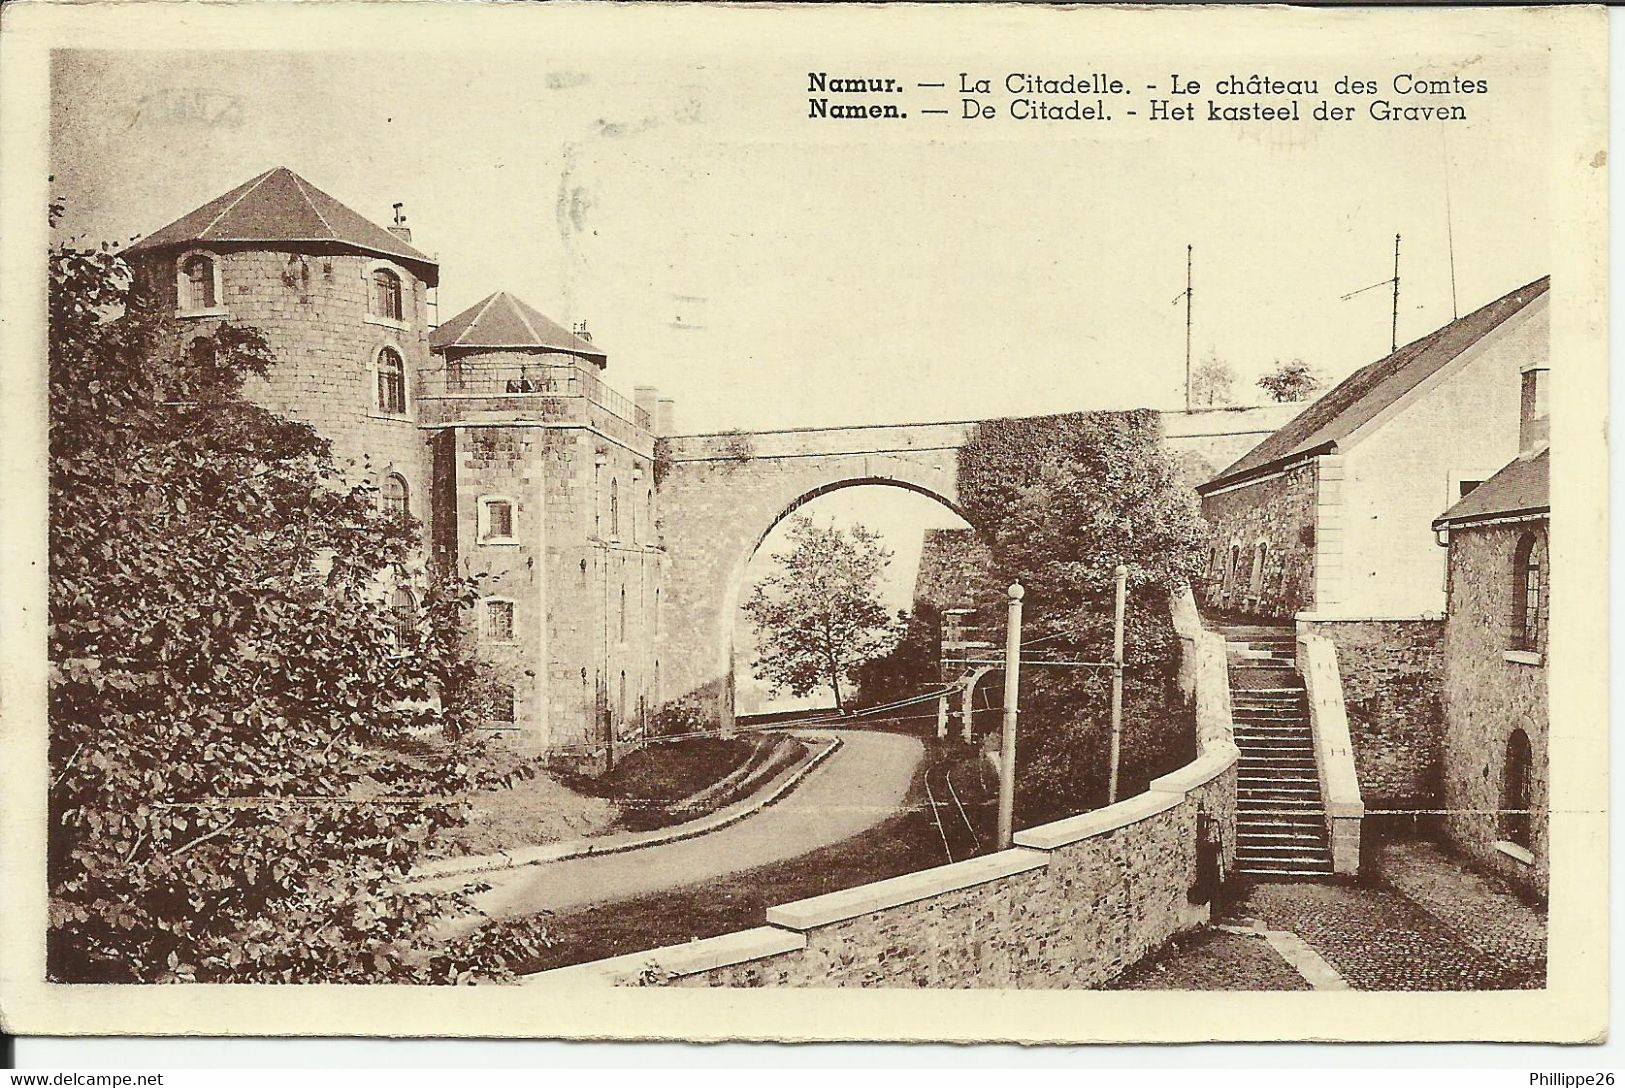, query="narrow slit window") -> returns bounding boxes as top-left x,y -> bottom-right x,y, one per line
391,587 -> 417,646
